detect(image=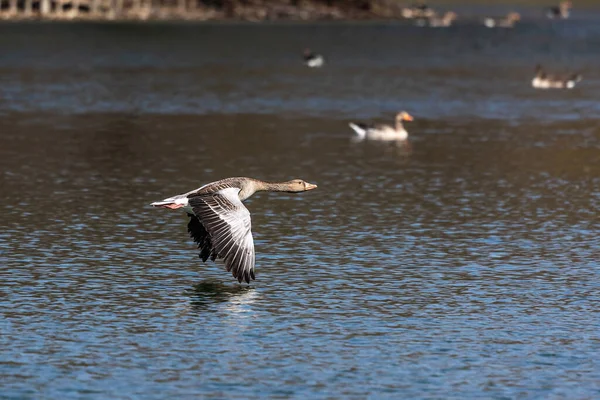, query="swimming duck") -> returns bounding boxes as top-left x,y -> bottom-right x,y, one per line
547,1 -> 571,19
424,11 -> 457,27
349,111 -> 414,141
151,177 -> 317,283
484,12 -> 521,28
303,49 -> 324,68
532,64 -> 582,89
